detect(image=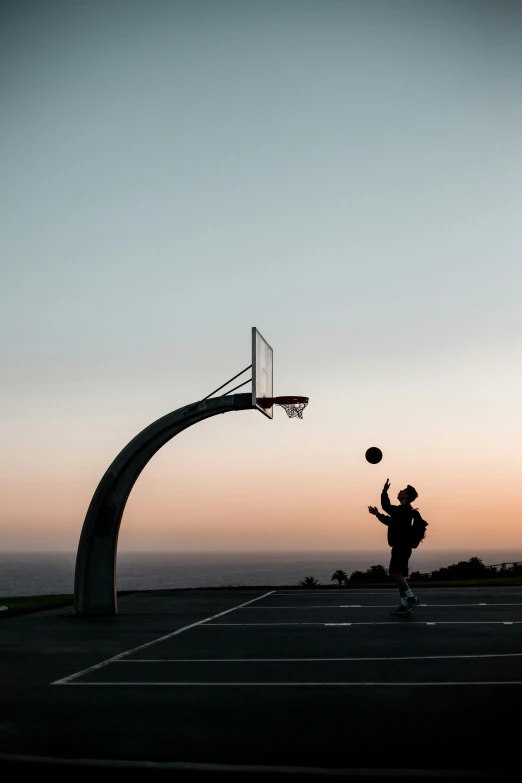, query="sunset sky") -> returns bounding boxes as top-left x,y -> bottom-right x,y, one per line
2,0 -> 521,554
